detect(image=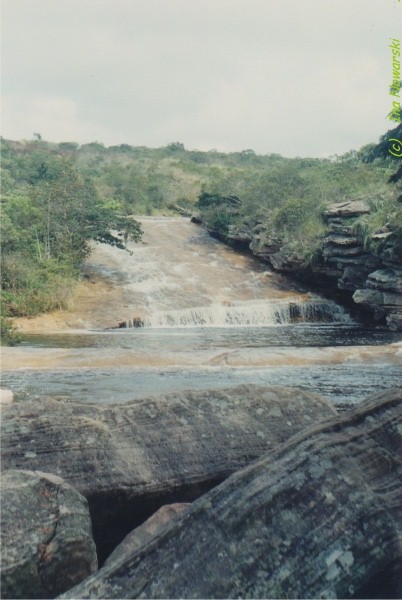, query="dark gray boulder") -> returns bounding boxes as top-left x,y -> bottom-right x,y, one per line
0,470 -> 97,599
366,268 -> 402,293
1,385 -> 336,562
60,389 -> 402,600
354,268 -> 402,331
353,288 -> 402,330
